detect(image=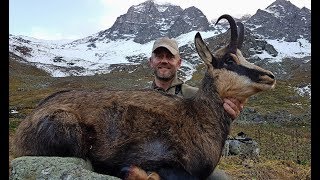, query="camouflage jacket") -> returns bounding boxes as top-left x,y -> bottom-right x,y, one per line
151,75 -> 198,98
